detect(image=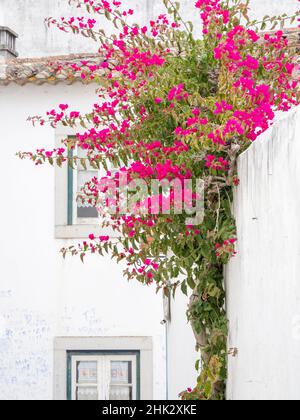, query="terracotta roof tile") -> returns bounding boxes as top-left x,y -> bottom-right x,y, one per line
0,53 -> 106,85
